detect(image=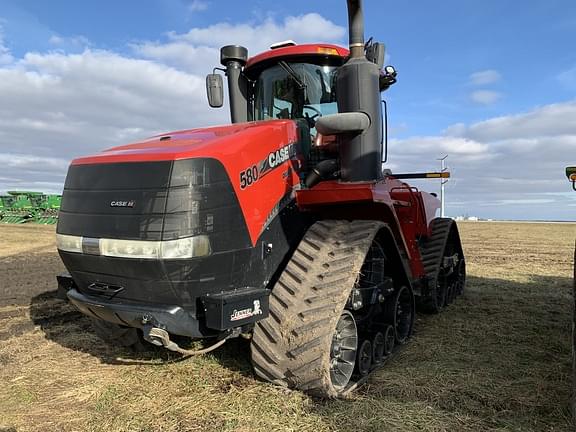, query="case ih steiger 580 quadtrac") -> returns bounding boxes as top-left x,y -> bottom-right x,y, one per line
56,0 -> 465,397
